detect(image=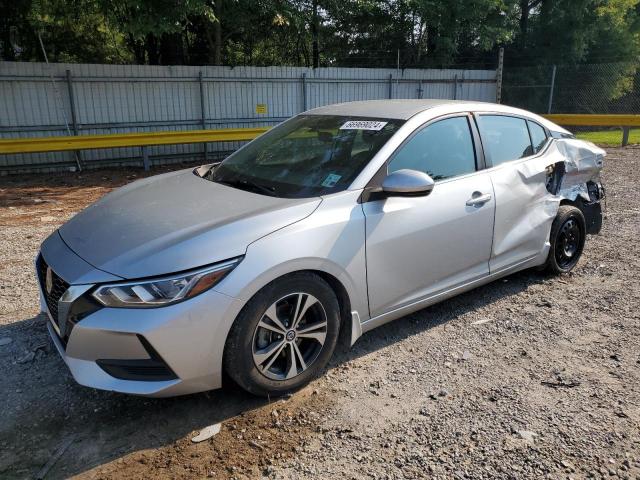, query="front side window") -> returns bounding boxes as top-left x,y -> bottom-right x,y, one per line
206,115 -> 404,198
527,120 -> 548,153
388,116 -> 476,180
477,115 -> 533,166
